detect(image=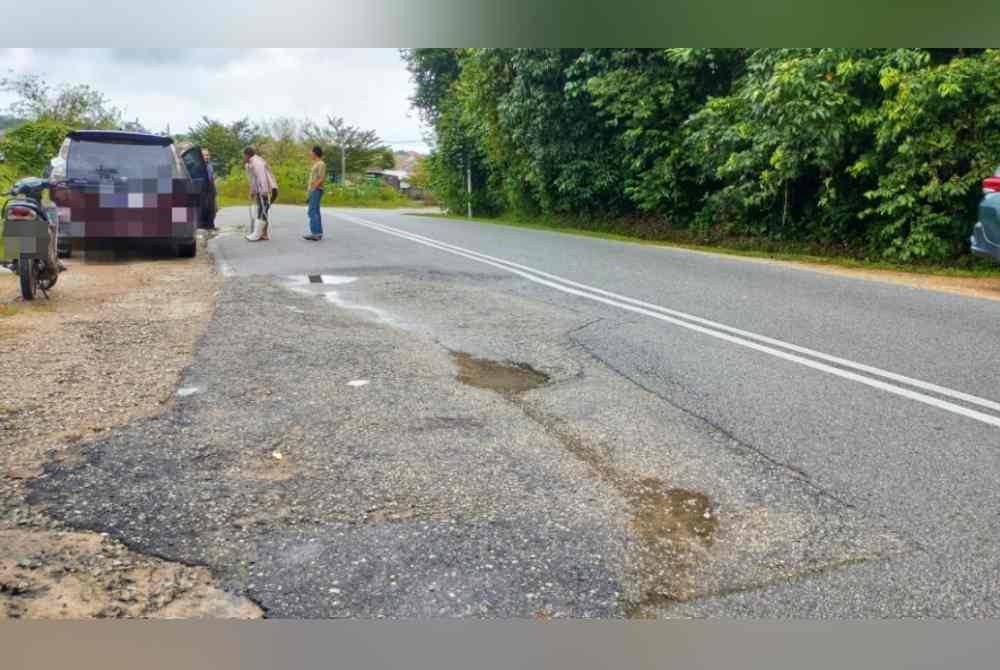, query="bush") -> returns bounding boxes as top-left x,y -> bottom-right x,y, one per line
0,119 -> 73,179
215,156 -> 410,208
858,50 -> 1000,261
